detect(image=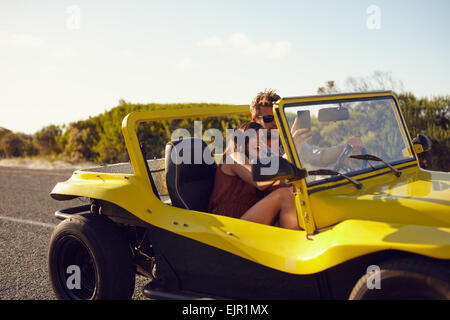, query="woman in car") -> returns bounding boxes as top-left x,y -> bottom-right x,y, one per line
207,122 -> 301,230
